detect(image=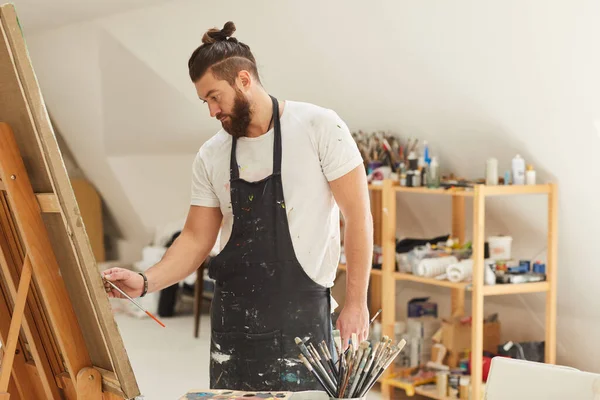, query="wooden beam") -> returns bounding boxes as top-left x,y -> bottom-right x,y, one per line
0,256 -> 32,392
545,183 -> 558,364
0,122 -> 91,384
0,201 -> 63,399
35,193 -> 60,213
451,195 -> 466,316
380,179 -> 396,399
1,181 -> 60,213
470,185 -> 485,399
